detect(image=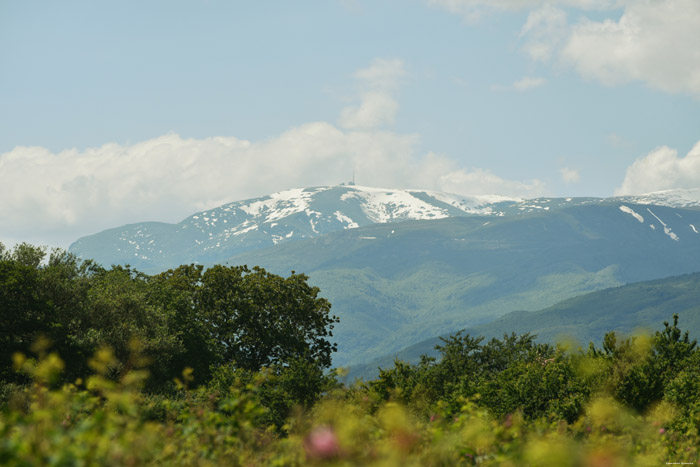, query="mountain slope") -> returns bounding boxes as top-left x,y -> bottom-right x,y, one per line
226,203 -> 700,366
69,186 -> 700,273
68,186 -> 700,367
350,271 -> 700,380
69,185 -> 518,272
